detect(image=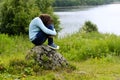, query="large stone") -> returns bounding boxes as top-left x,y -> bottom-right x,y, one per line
26,45 -> 68,70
